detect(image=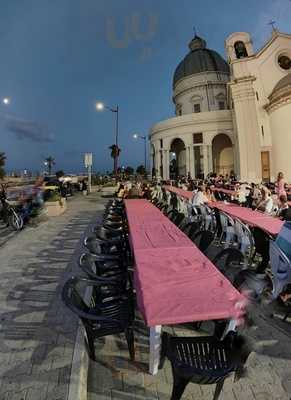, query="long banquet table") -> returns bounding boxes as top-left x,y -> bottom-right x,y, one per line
209,201 -> 284,236
164,185 -> 284,236
125,199 -> 245,375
